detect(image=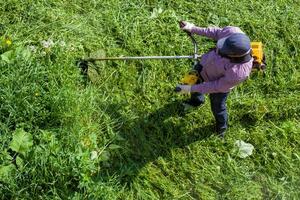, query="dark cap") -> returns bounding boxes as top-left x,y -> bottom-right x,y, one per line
217,33 -> 251,57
